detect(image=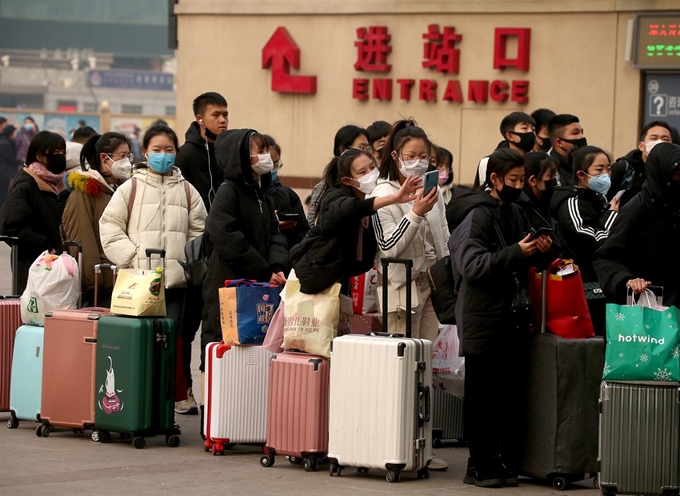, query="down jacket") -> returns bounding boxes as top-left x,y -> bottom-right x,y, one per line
62,169 -> 116,295
368,178 -> 449,312
99,166 -> 207,288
